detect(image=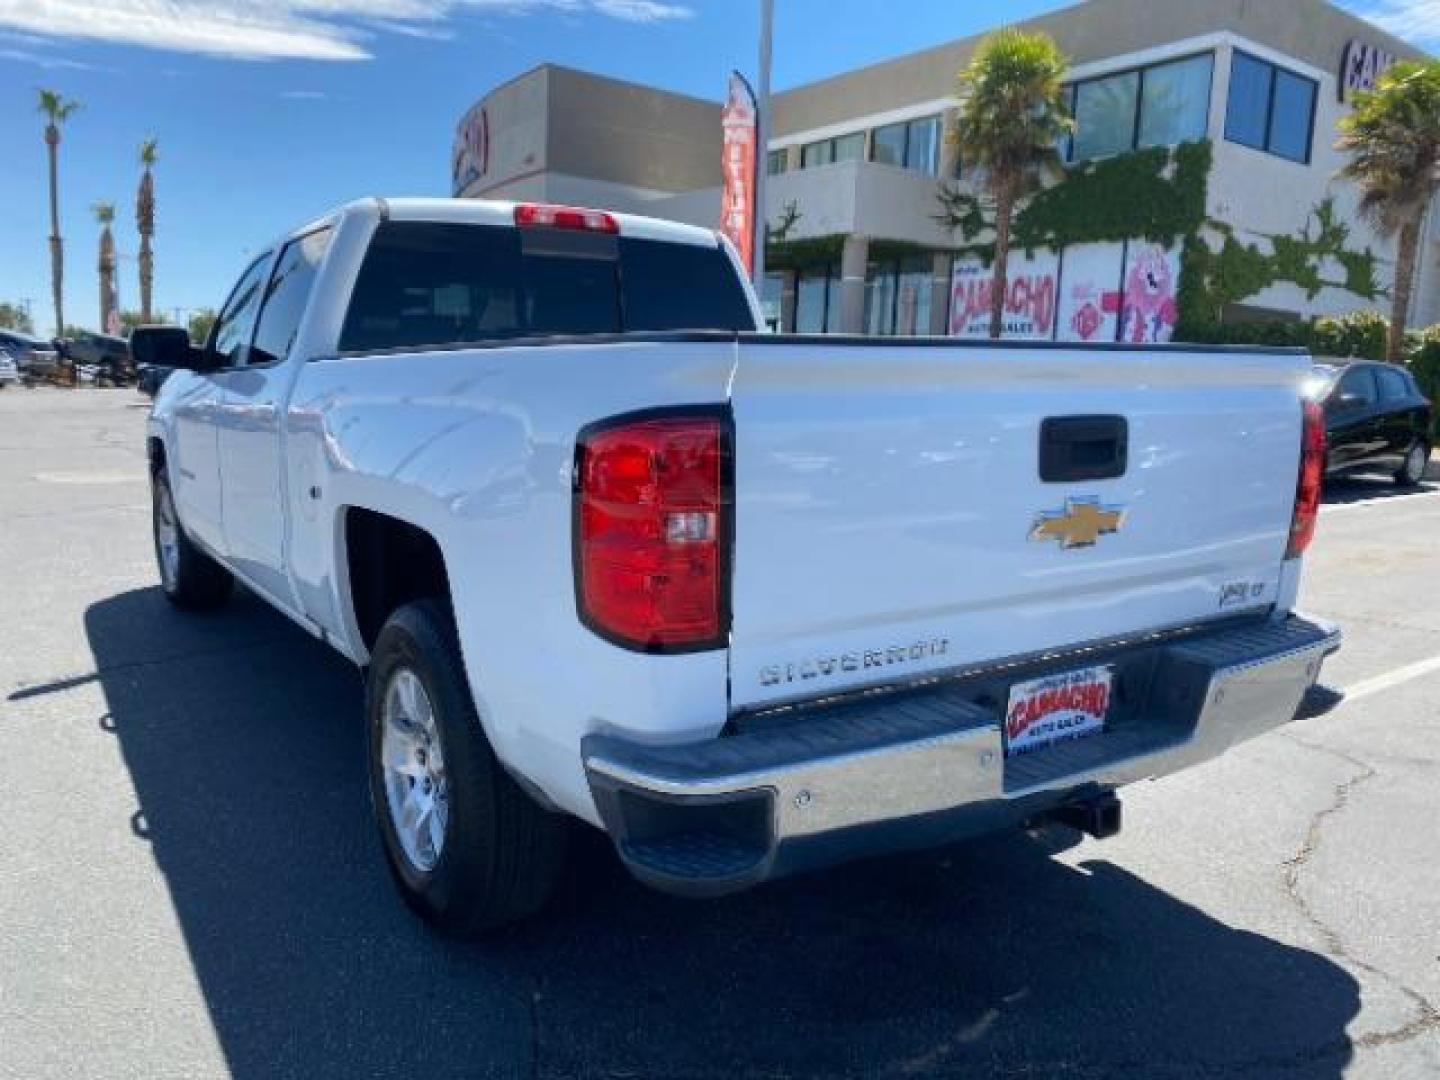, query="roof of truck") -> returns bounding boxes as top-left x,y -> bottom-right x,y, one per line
327,196 -> 724,249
